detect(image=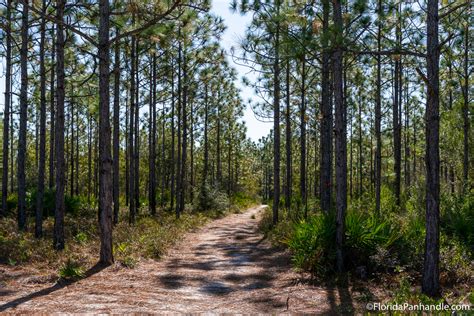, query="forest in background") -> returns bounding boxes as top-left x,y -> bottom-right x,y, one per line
0,0 -> 263,274
0,0 -> 472,307
235,0 -> 472,302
